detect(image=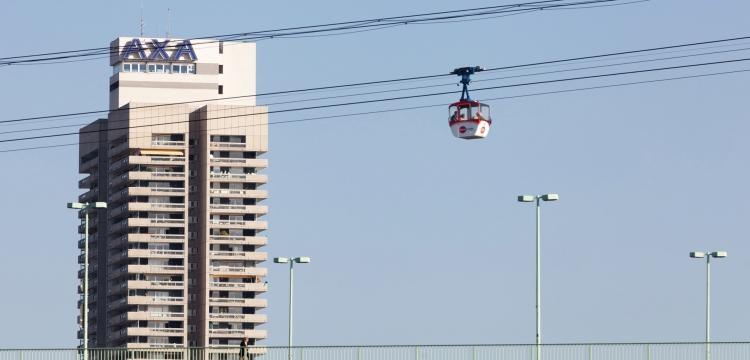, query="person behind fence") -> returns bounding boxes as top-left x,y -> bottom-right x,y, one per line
239,338 -> 248,360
